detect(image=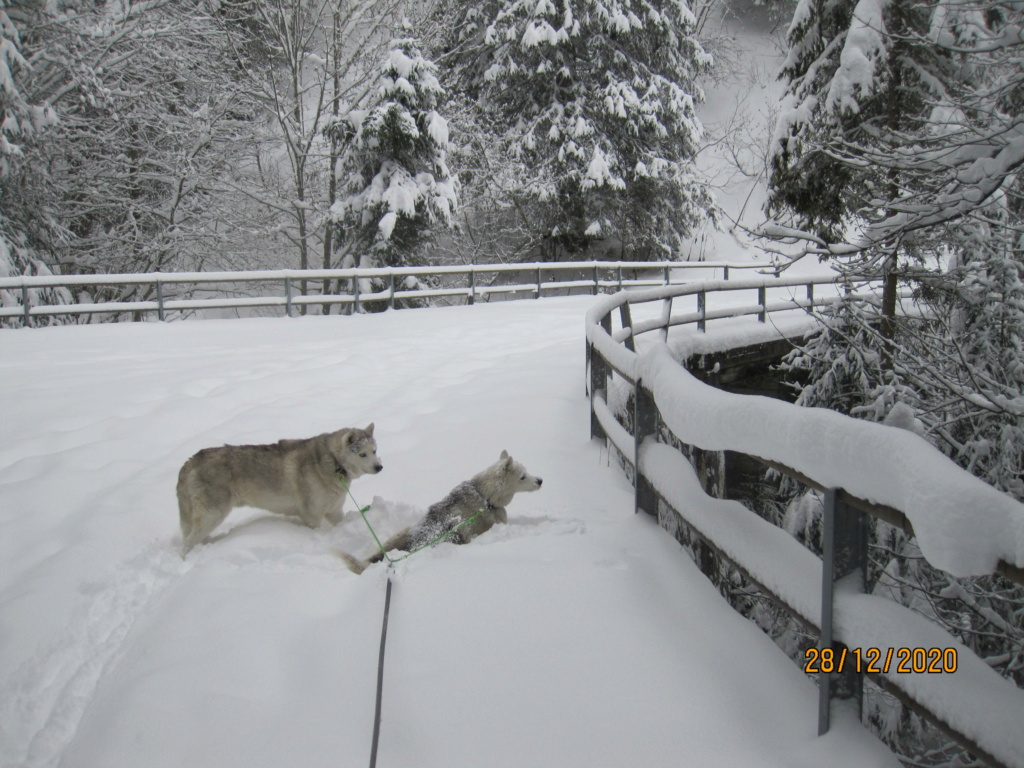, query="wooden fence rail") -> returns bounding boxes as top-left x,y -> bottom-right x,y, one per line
0,260 -> 766,326
585,278 -> 1024,768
